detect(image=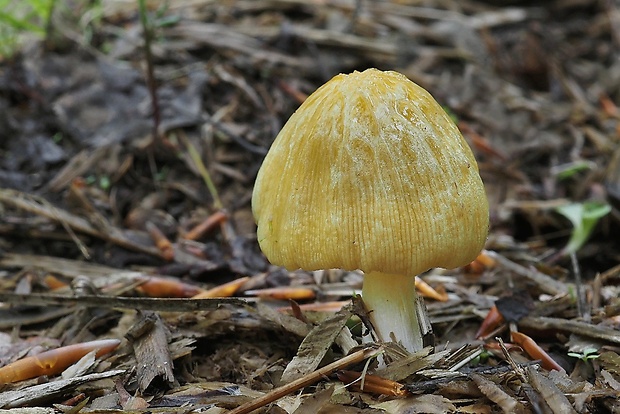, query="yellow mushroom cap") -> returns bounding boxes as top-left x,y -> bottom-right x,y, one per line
252,68 -> 489,276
